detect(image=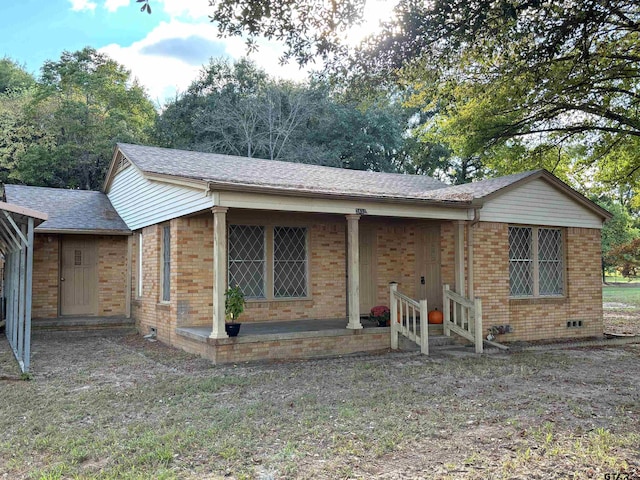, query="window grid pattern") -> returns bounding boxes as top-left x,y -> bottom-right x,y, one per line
273,227 -> 308,298
538,228 -> 564,295
228,225 -> 265,299
509,227 -> 533,296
